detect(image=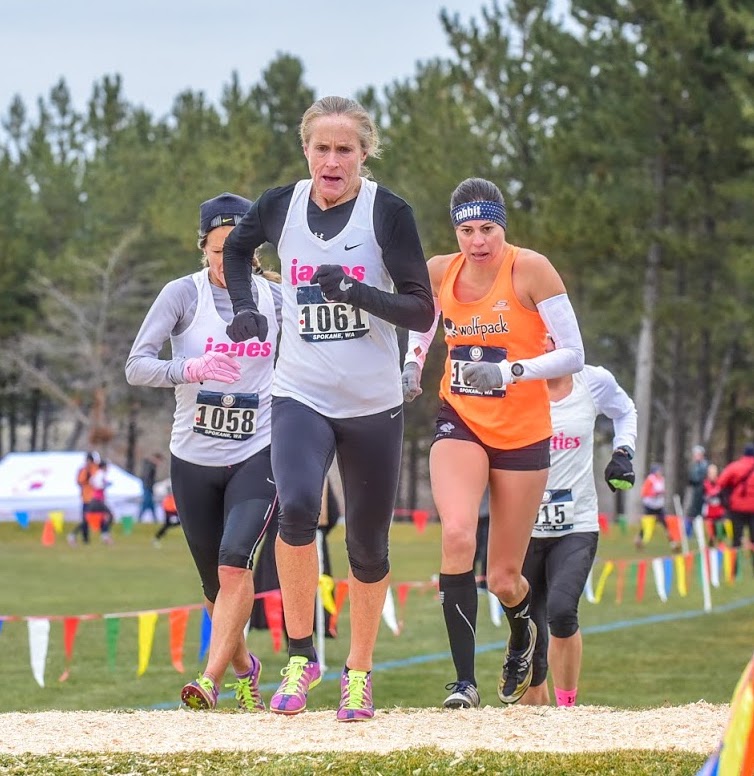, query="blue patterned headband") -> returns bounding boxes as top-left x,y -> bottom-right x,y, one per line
451,200 -> 507,229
